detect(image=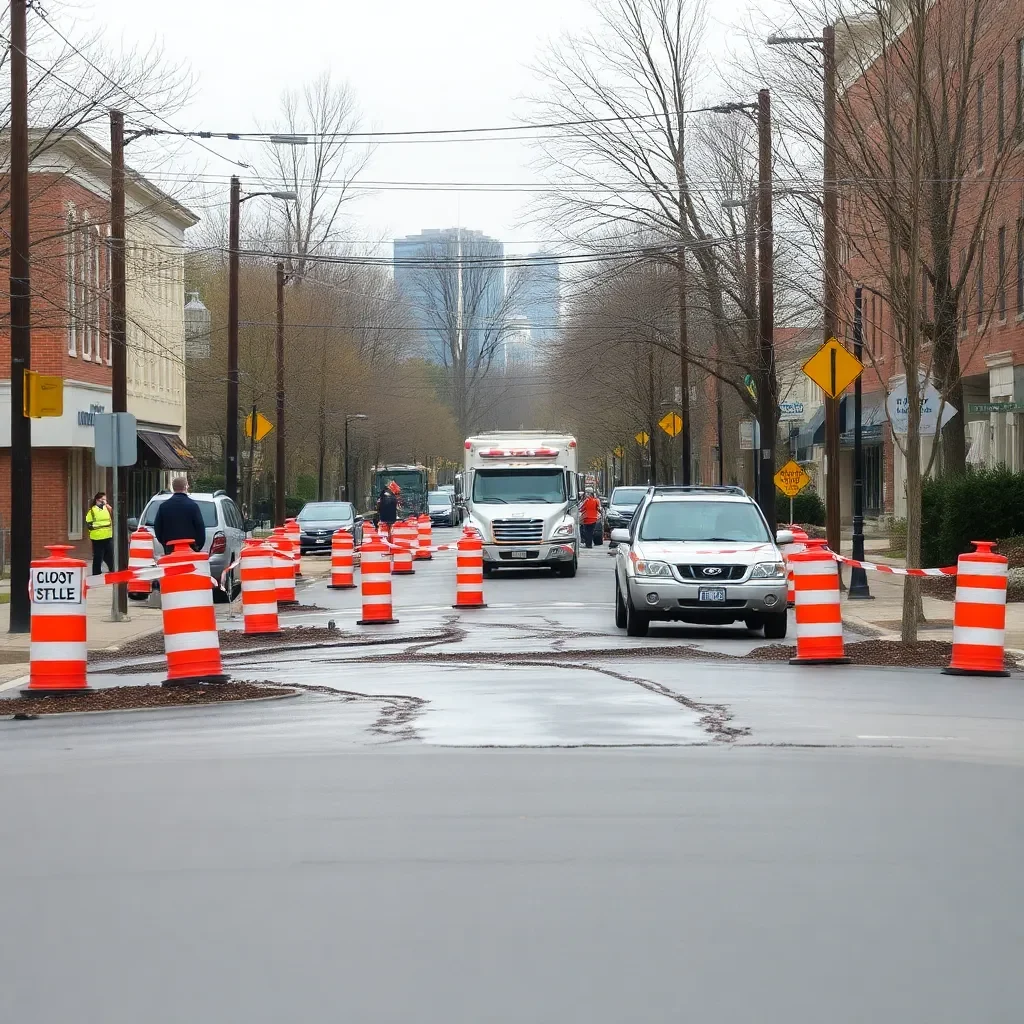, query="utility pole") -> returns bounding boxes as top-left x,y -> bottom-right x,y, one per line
226,175 -> 241,501
756,88 -> 777,527
275,262 -> 286,526
8,0 -> 31,633
247,402 -> 257,520
823,24 -> 842,557
848,286 -> 872,599
647,347 -> 658,486
109,109 -> 128,617
677,246 -> 691,484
